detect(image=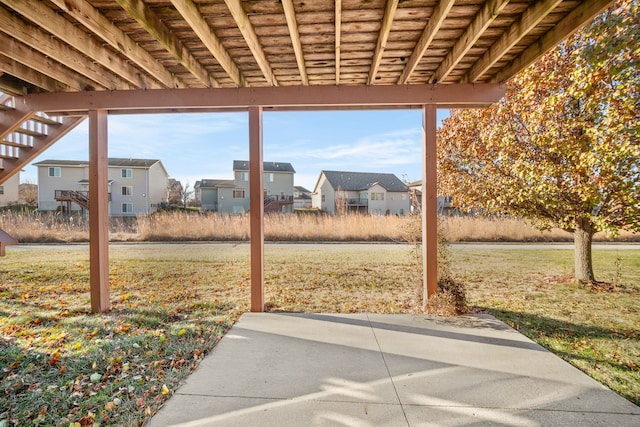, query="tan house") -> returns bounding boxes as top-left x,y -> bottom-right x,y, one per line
0,172 -> 20,207
312,171 -> 410,215
34,158 -> 169,216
